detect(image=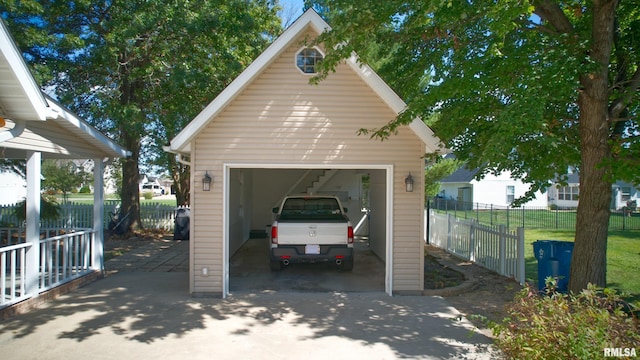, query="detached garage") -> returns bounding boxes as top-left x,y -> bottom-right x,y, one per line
166,9 -> 441,297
